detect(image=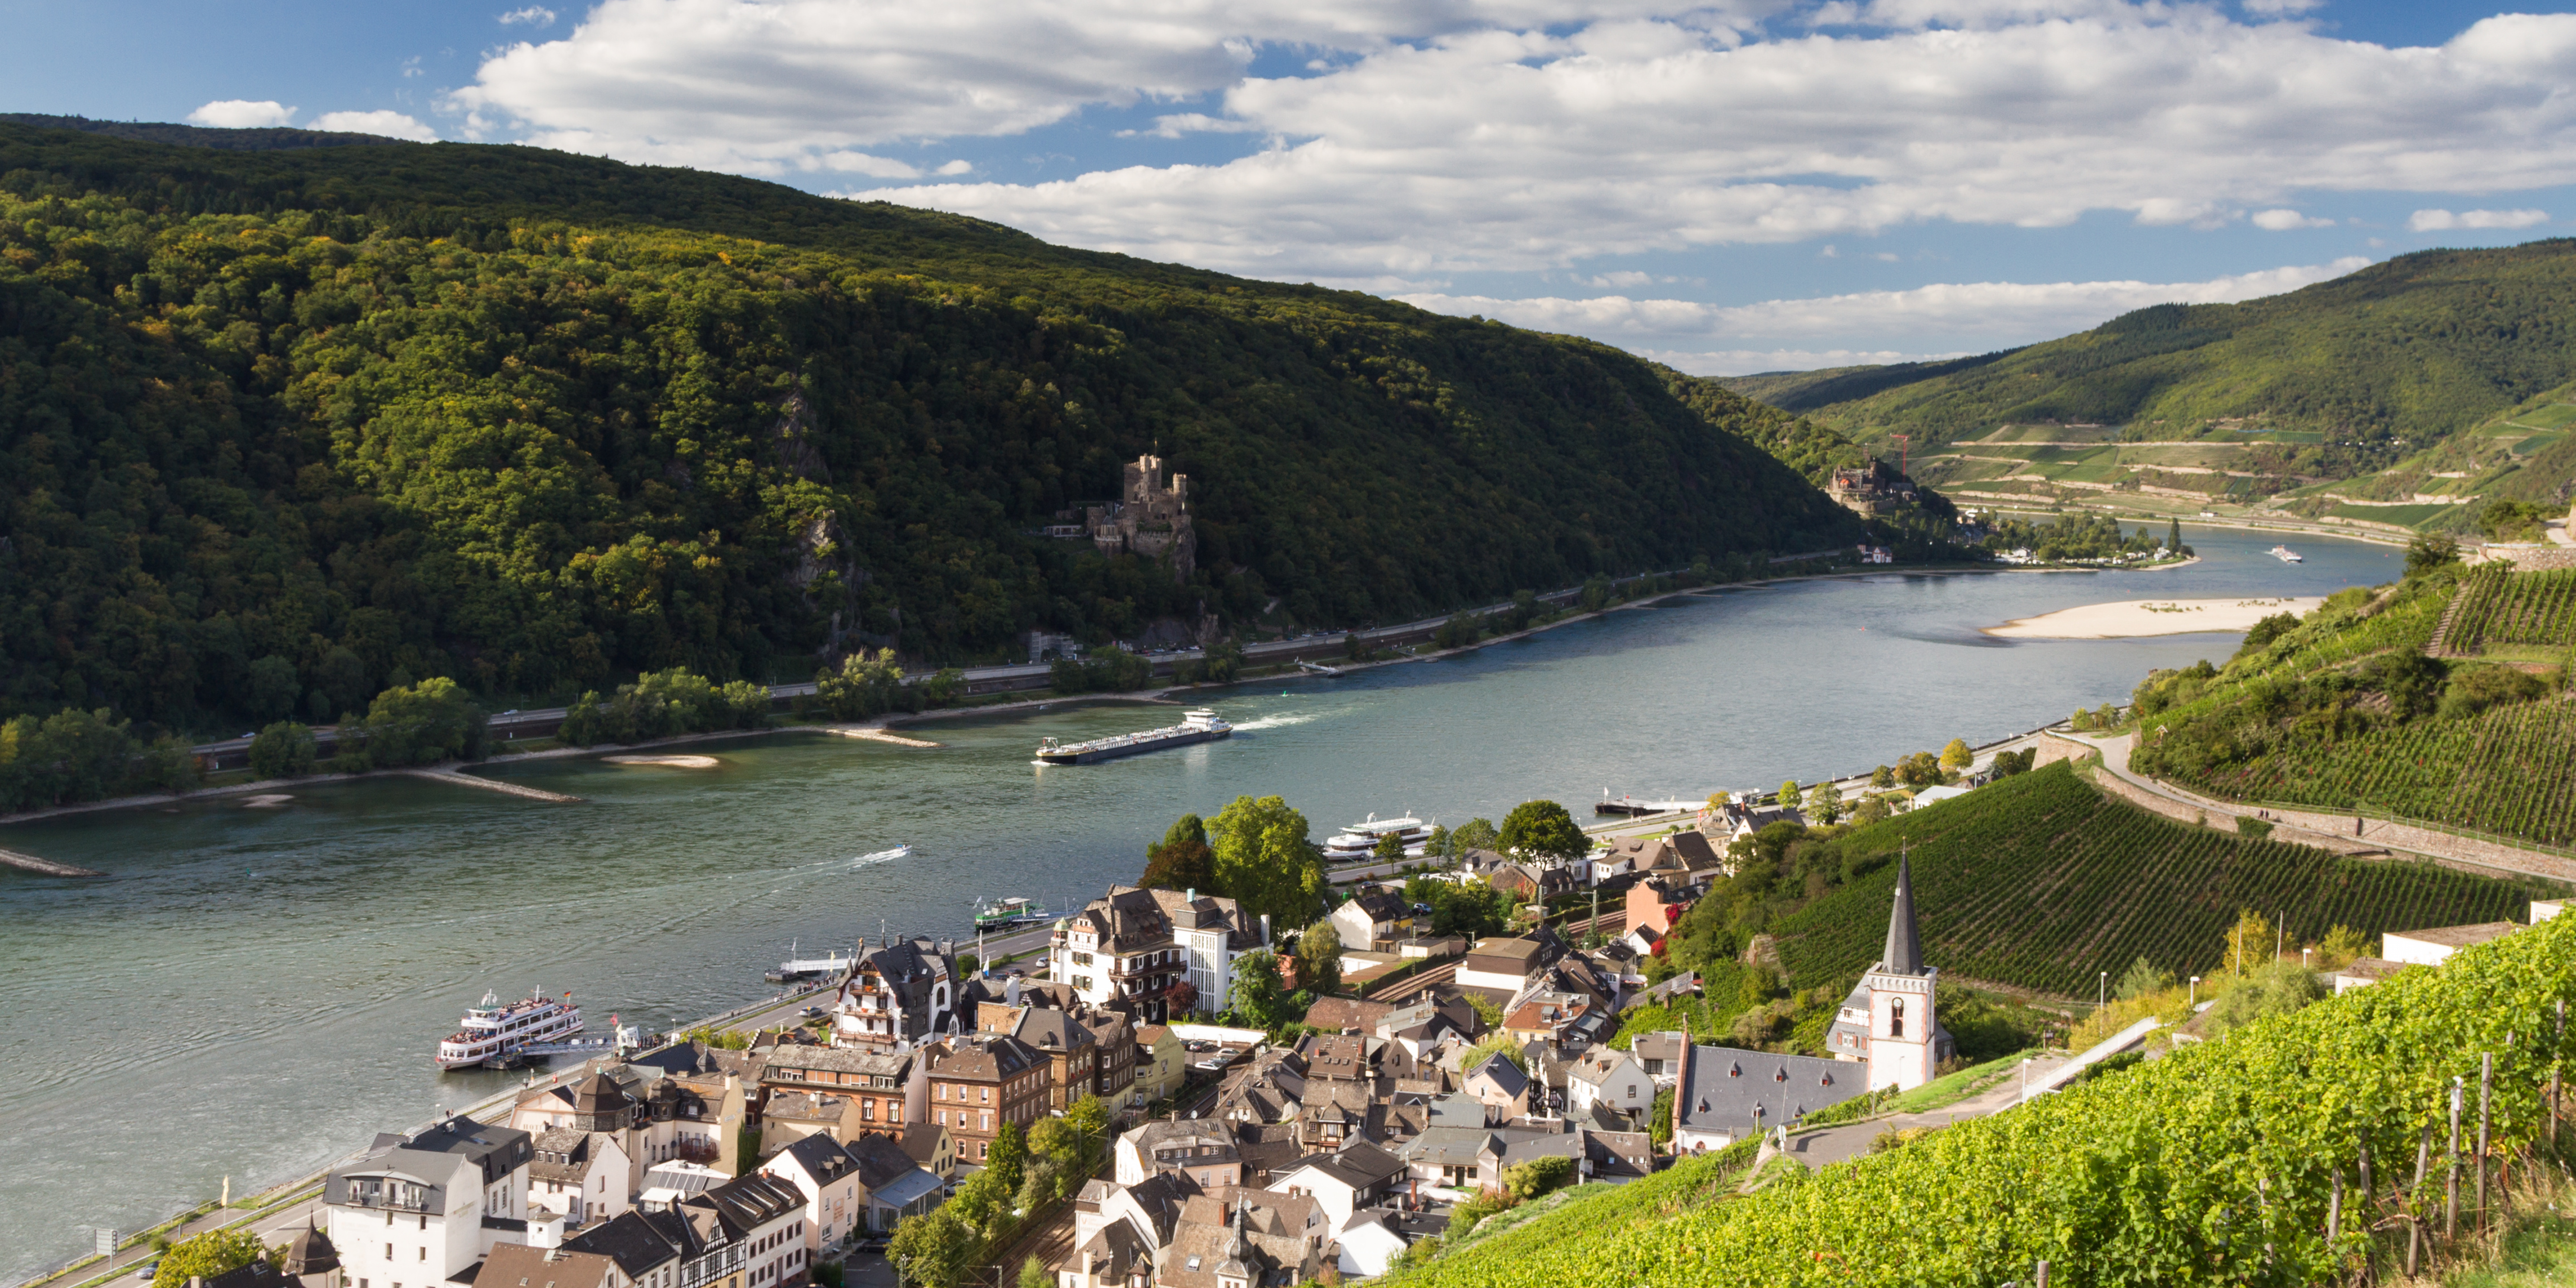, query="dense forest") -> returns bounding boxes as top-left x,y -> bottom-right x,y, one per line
0,120 -> 1860,736
1726,241 -> 2576,472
